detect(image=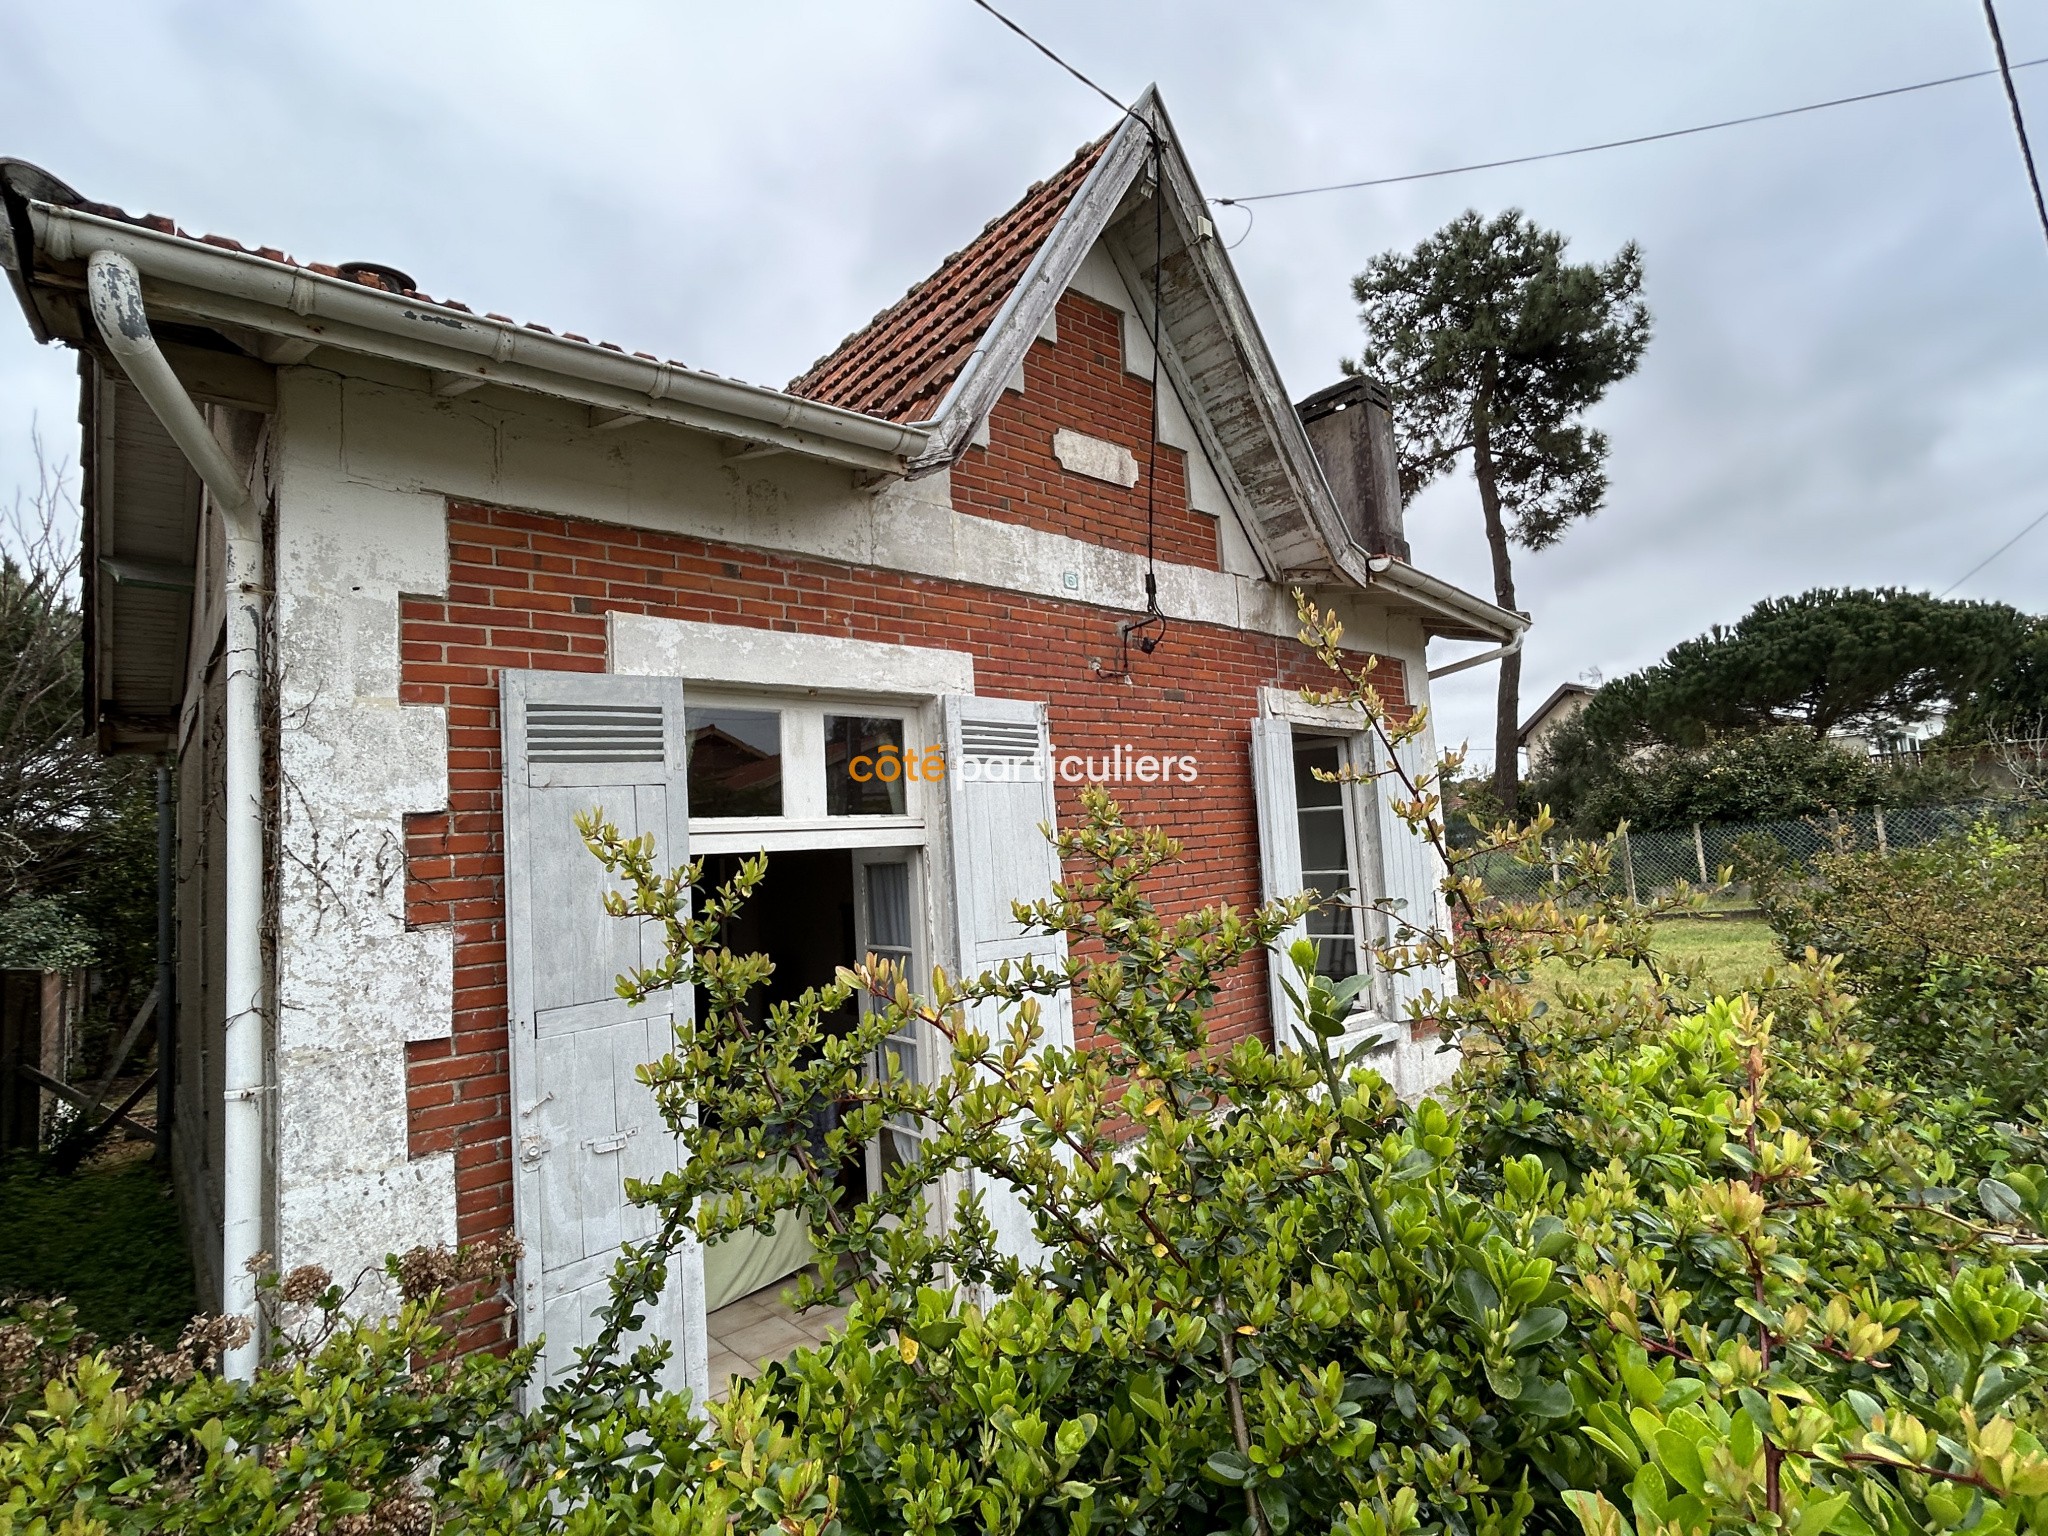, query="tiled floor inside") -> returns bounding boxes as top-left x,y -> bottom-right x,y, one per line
705,1276 -> 849,1401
